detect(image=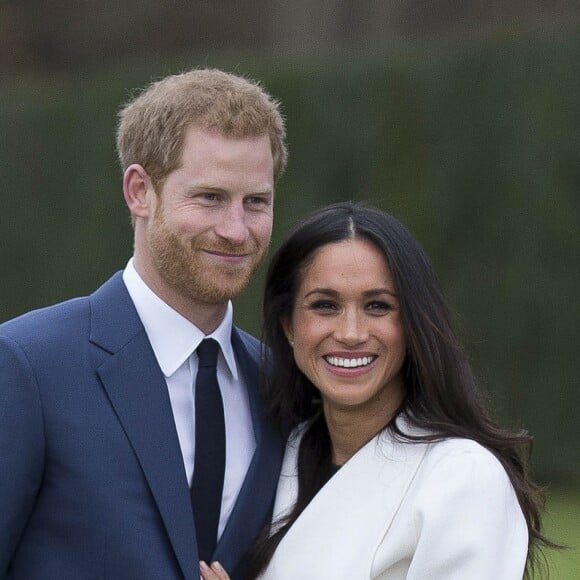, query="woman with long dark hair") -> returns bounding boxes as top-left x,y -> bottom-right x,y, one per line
200,202 -> 550,580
